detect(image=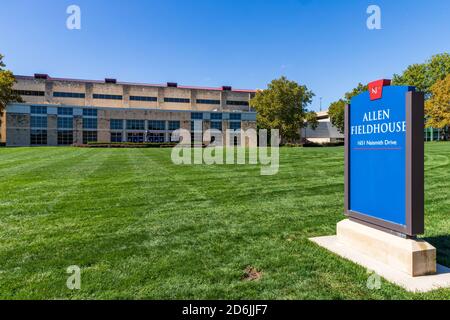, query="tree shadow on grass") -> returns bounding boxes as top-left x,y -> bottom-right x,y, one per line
423,235 -> 450,268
